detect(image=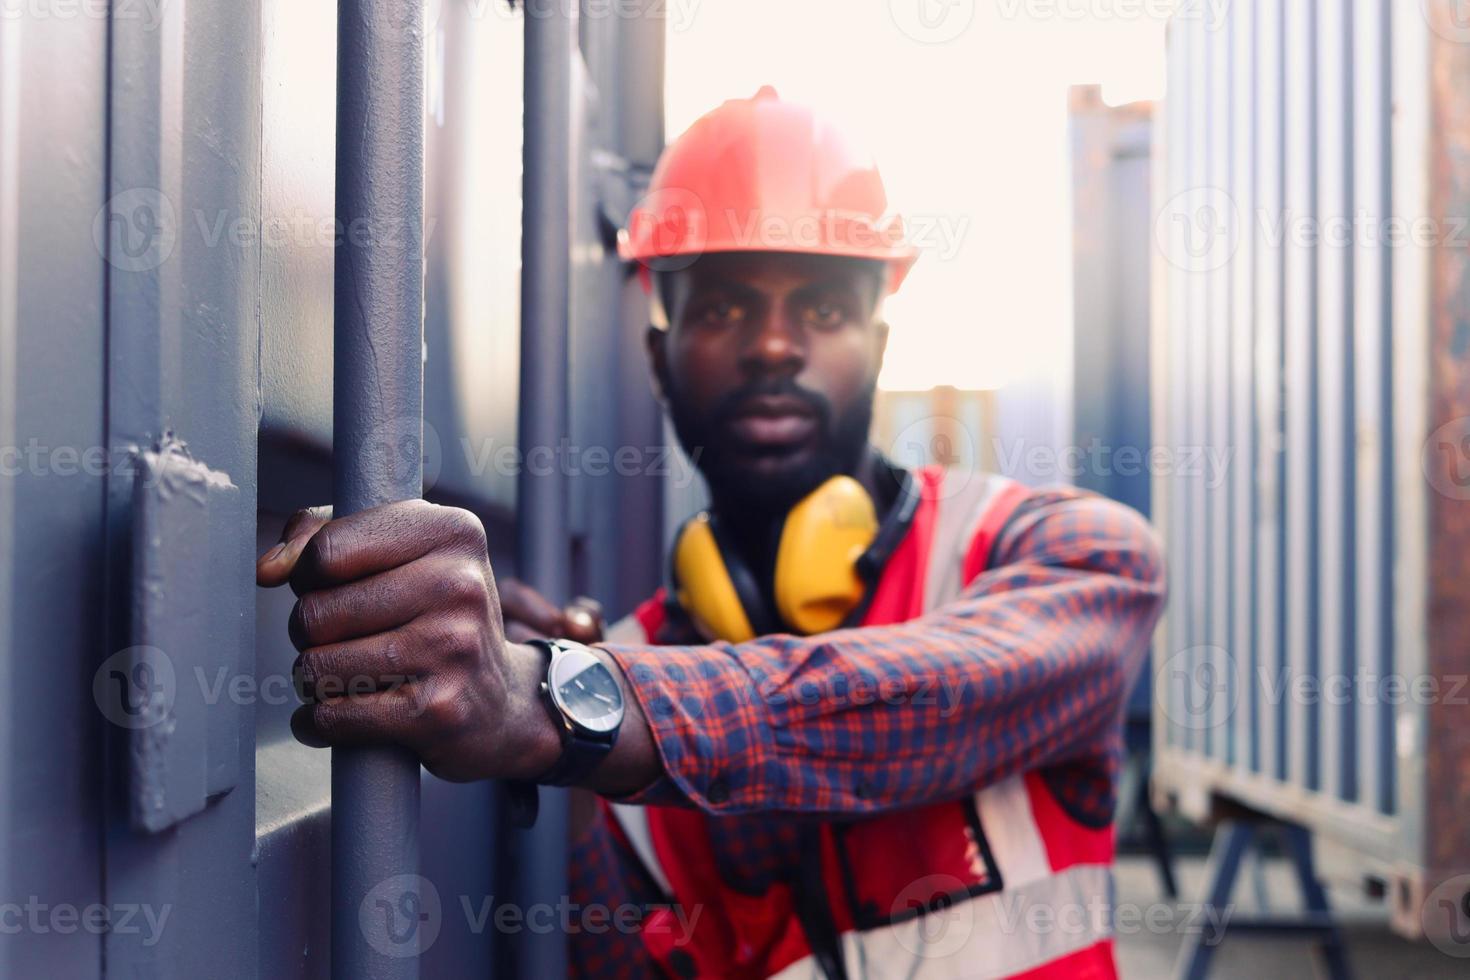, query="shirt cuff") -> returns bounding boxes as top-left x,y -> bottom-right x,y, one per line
600,641 -> 776,812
